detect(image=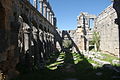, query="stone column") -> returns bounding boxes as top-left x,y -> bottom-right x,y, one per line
32,26 -> 42,69
43,2 -> 47,18
50,12 -> 52,23
39,0 -> 43,14
51,14 -> 54,25
46,32 -> 49,58
50,34 -> 53,52
23,22 -> 33,71
38,29 -> 45,68
51,12 -> 53,23
43,32 -> 47,60
34,0 -> 38,9
47,8 -> 50,21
